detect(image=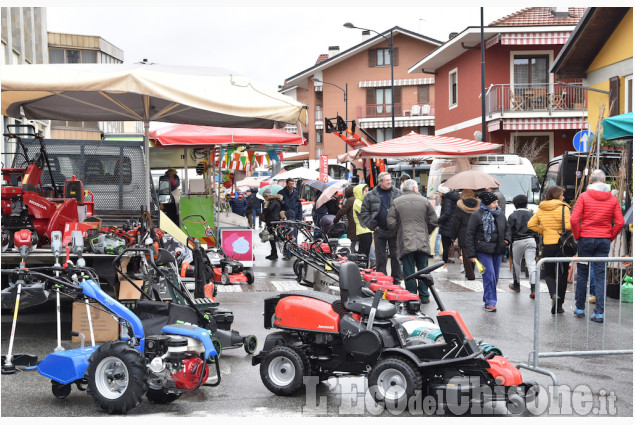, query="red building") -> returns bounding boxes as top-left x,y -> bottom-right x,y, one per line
409,7 -> 588,164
